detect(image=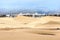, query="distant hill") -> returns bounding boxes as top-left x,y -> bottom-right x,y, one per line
0,8 -> 60,16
